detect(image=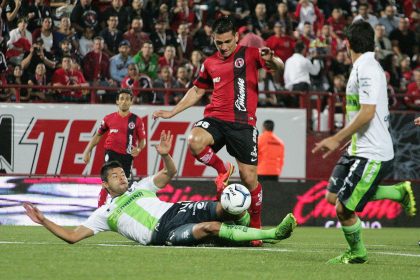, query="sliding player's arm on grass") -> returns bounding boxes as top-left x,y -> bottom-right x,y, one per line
152,130 -> 177,188
23,202 -> 94,244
